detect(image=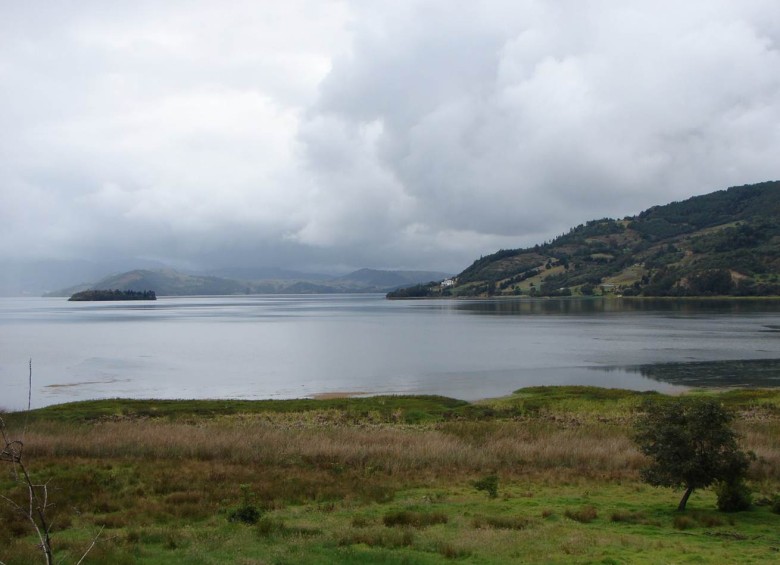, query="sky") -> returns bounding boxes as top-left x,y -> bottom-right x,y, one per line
2,1 -> 779,275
